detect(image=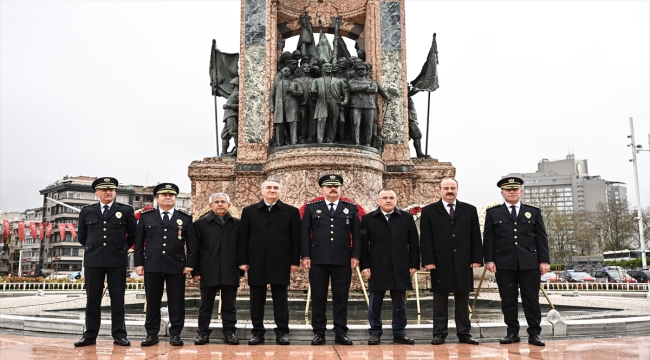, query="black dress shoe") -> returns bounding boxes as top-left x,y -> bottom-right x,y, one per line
224,333 -> 239,345
141,335 -> 159,346
276,334 -> 290,345
499,334 -> 521,344
431,334 -> 445,345
393,334 -> 415,344
194,334 -> 209,345
334,334 -> 353,345
248,335 -> 265,345
74,338 -> 96,347
528,335 -> 545,346
368,335 -> 381,345
113,338 -> 131,346
311,334 -> 326,345
169,335 -> 184,346
458,335 -> 479,345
